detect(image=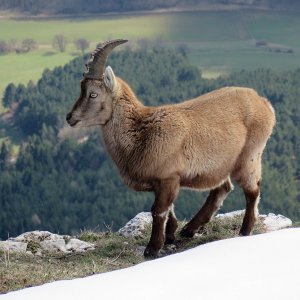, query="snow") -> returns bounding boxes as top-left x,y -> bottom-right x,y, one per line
1,228 -> 300,300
